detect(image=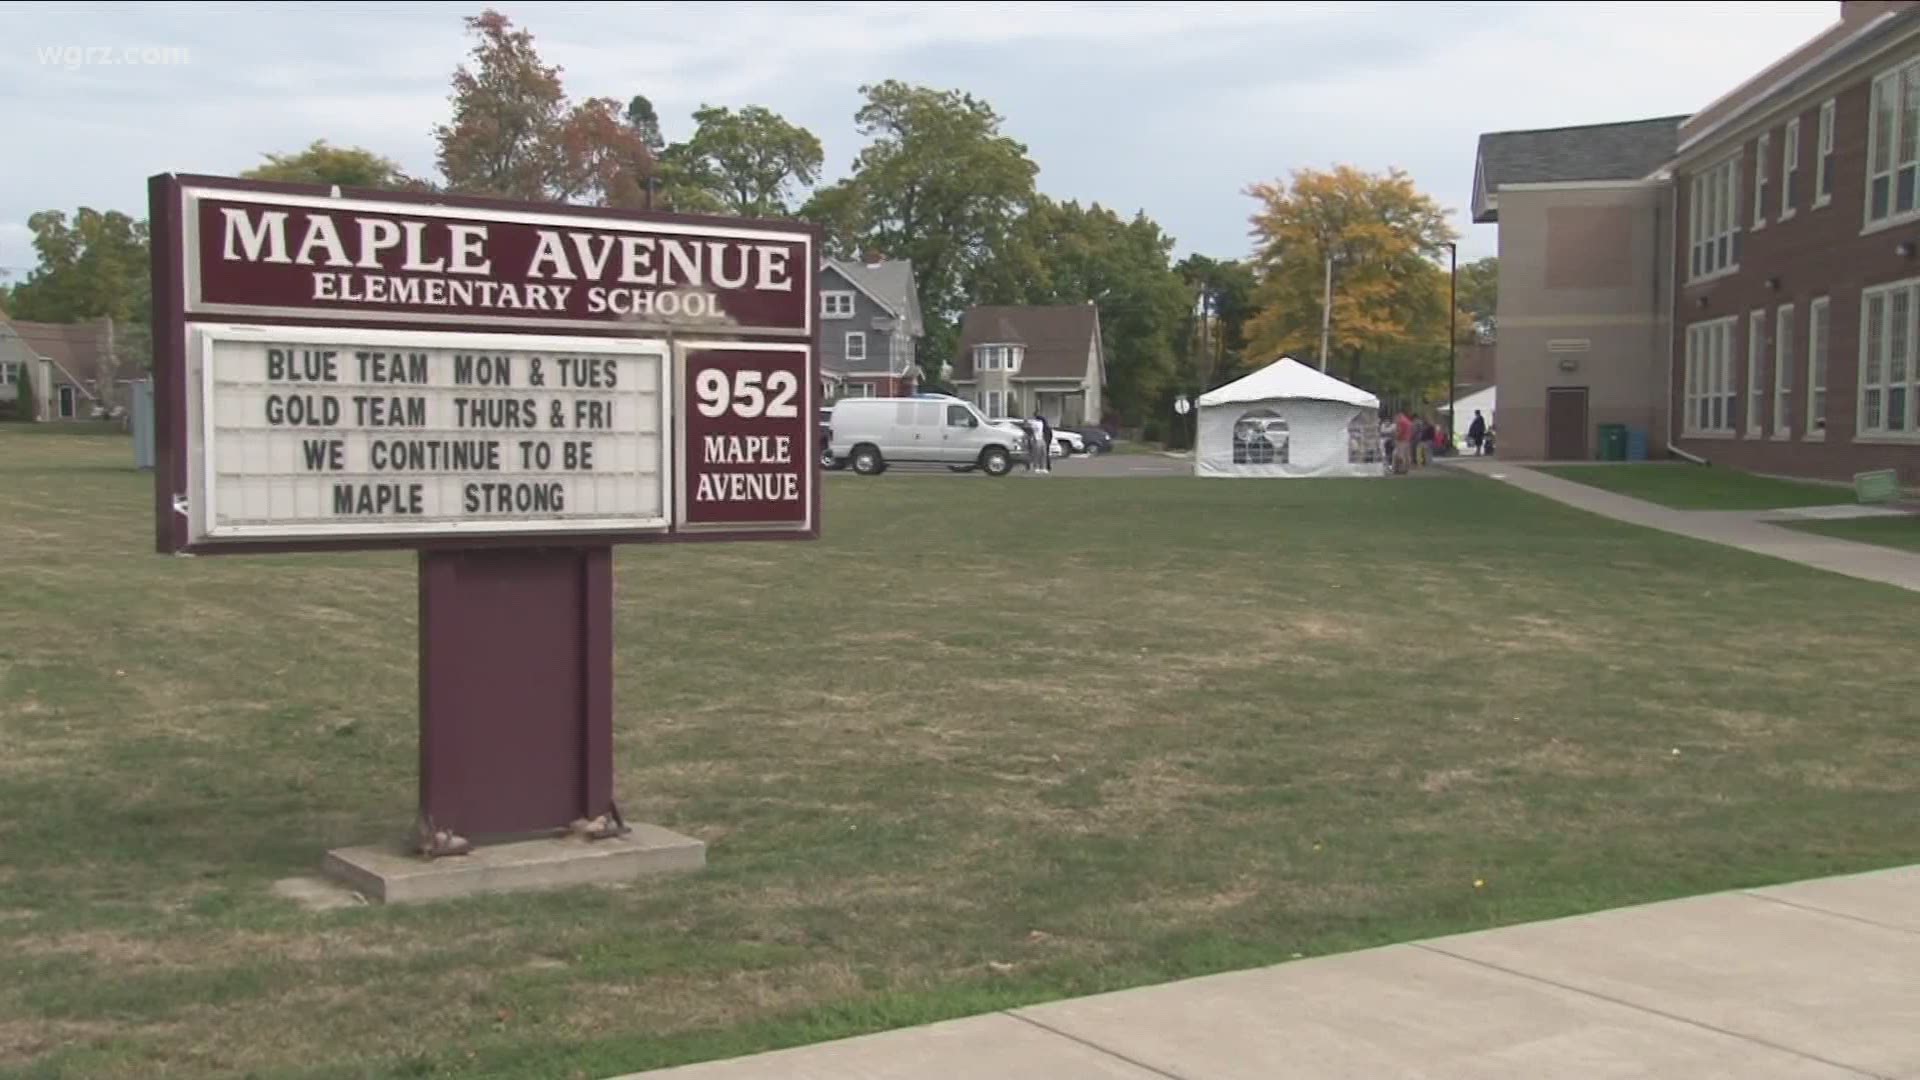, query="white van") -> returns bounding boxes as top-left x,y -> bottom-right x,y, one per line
826,397 -> 1027,476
